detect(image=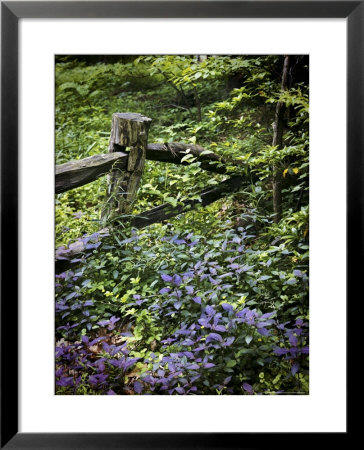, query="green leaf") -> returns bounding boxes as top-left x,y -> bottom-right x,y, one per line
200,150 -> 214,156
226,360 -> 237,368
164,197 -> 177,207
